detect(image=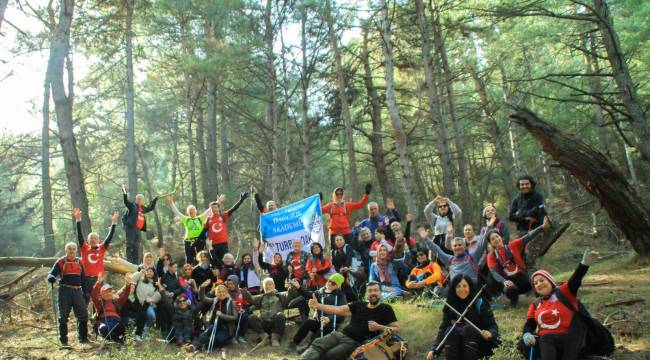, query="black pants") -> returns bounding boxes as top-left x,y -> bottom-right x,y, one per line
156,294 -> 175,337
442,325 -> 492,360
125,226 -> 141,264
329,233 -> 352,250
249,313 -> 286,335
98,316 -> 128,343
184,240 -> 204,266
193,324 -> 230,350
539,333 -> 582,360
487,272 -> 531,304
292,318 -> 334,345
58,286 -> 89,344
83,276 -> 97,303
209,243 -> 229,268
